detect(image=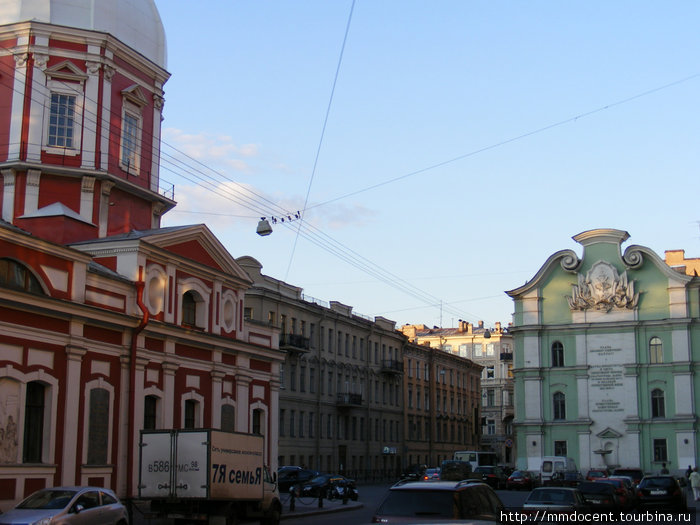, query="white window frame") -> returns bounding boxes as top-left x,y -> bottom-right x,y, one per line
44,81 -> 84,155
120,101 -> 142,173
